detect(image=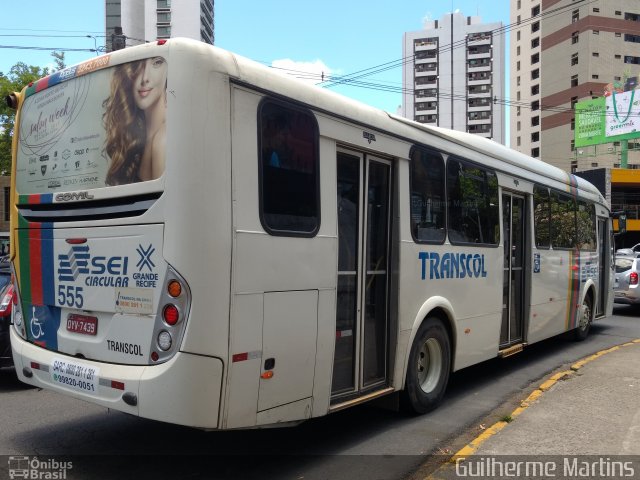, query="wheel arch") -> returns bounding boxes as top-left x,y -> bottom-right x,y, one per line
401,297 -> 456,390
581,279 -> 596,321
